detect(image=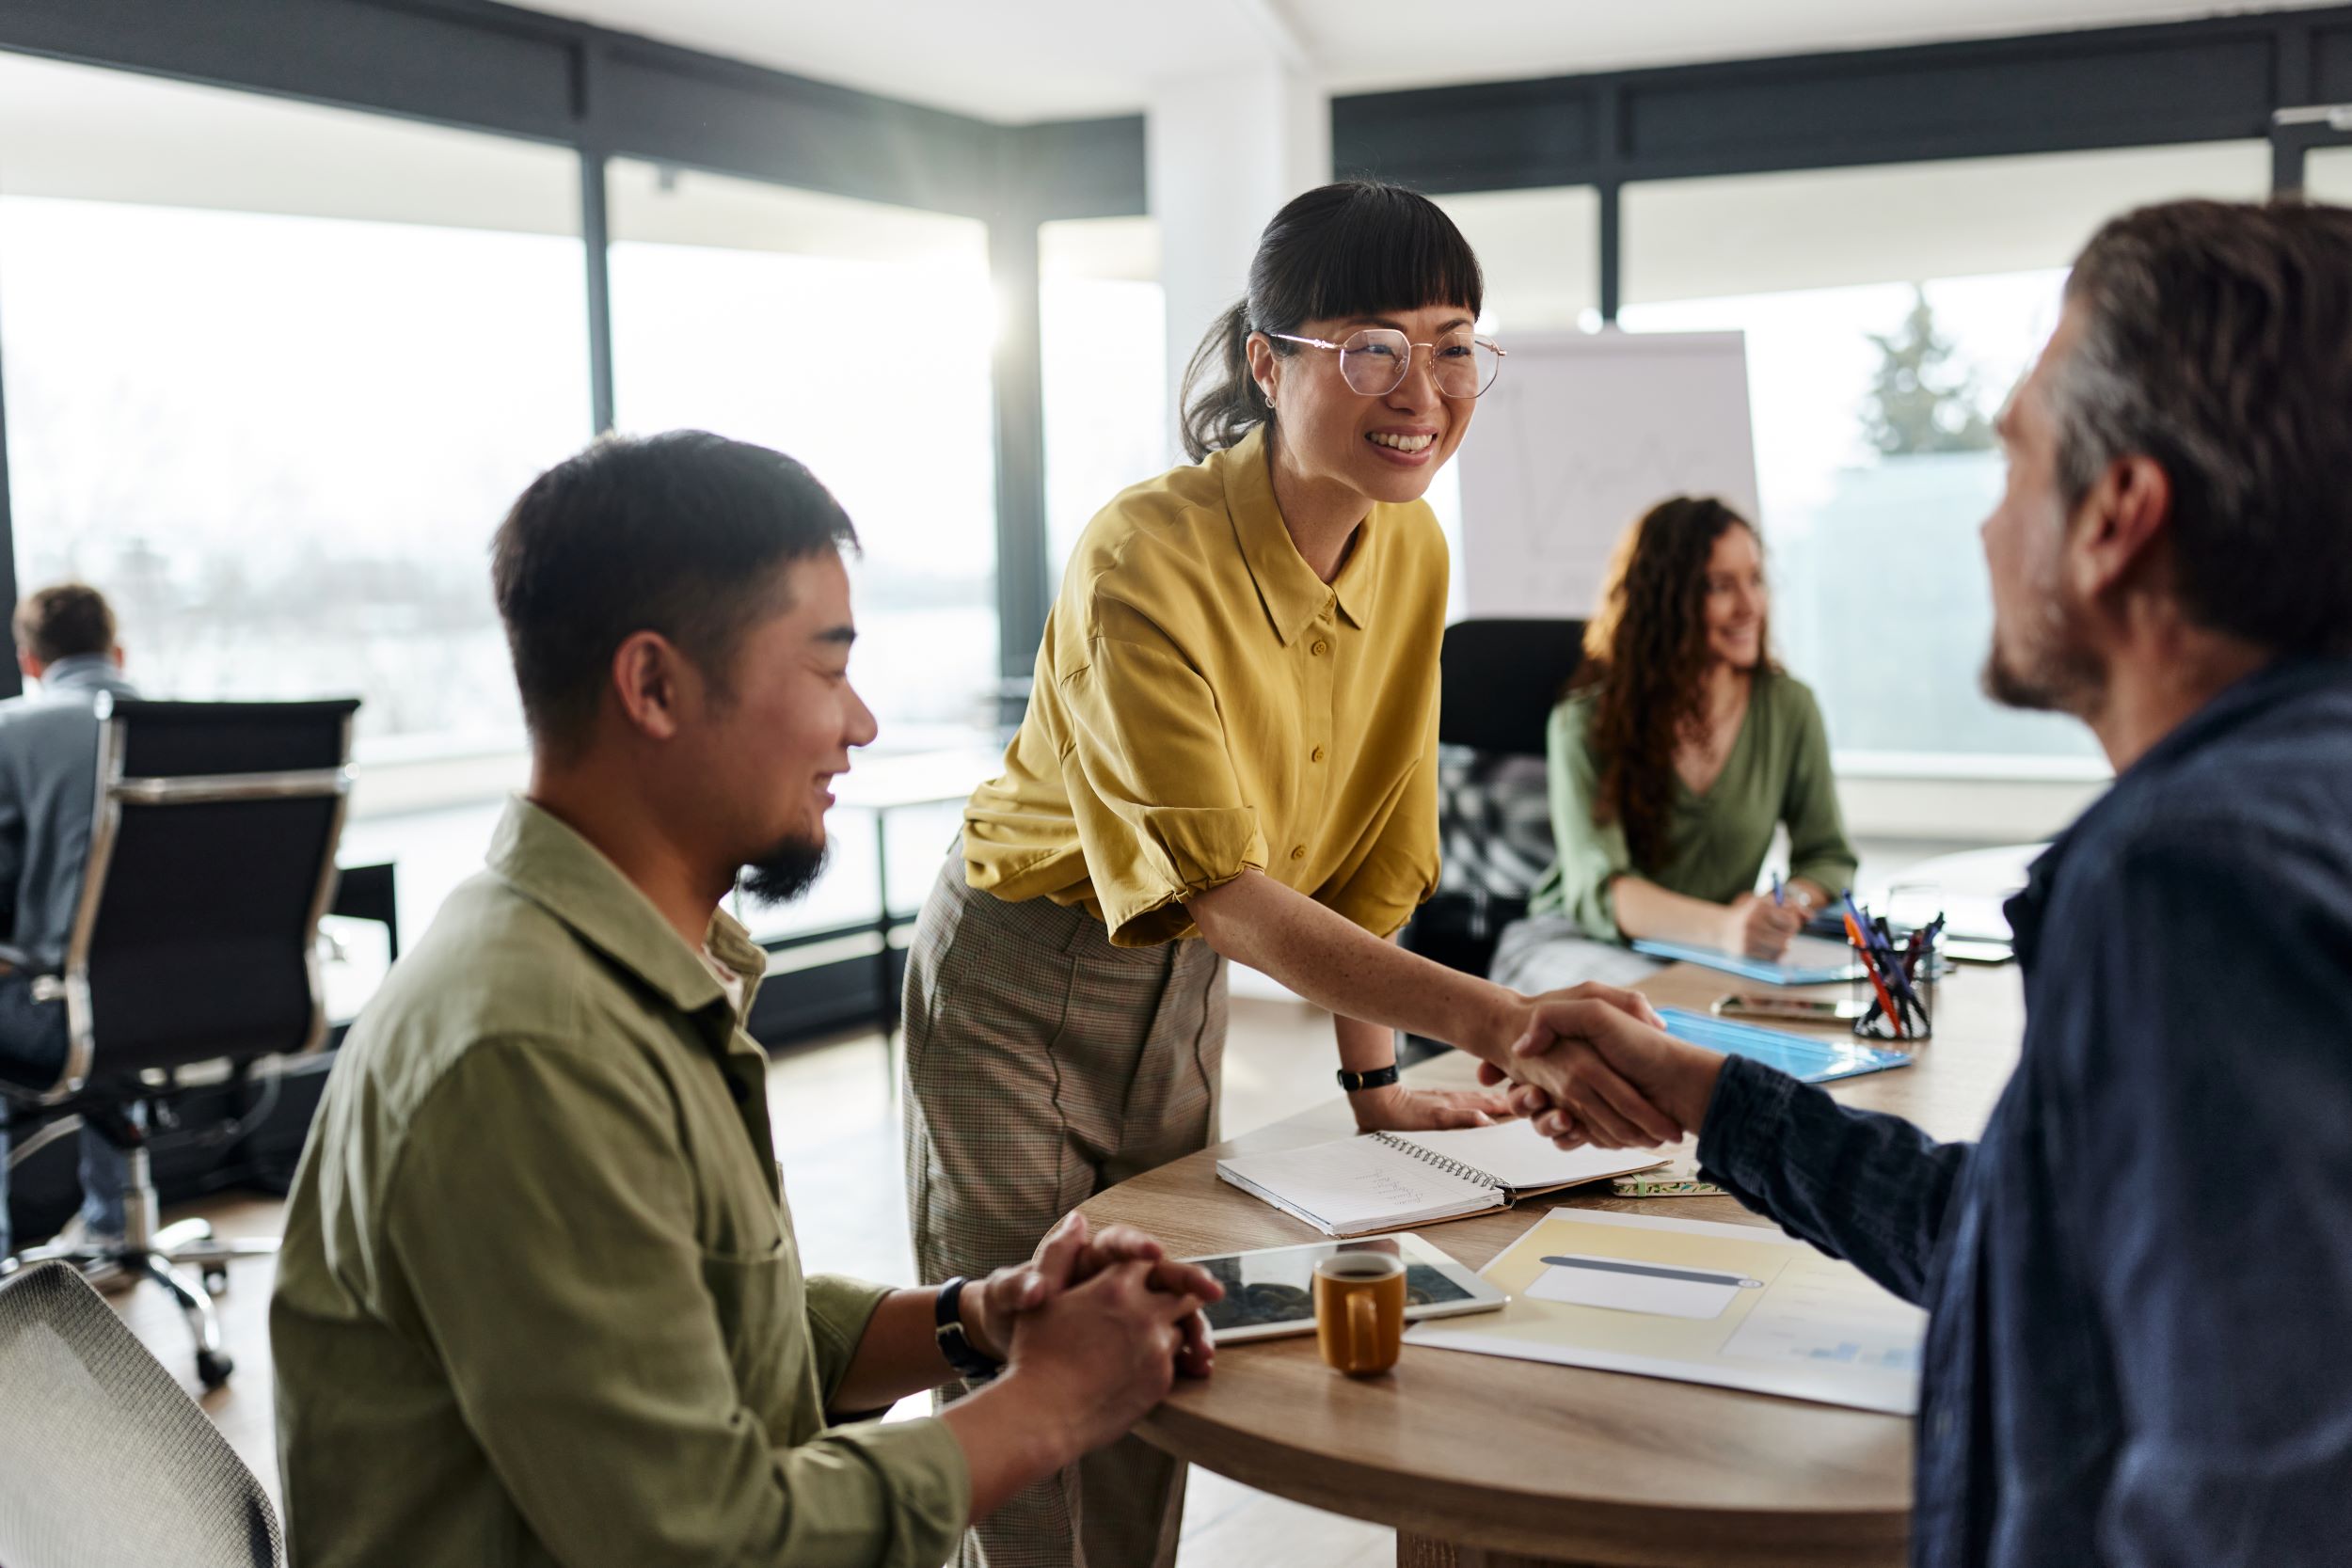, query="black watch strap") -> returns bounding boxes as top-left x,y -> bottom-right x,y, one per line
1336,1063 -> 1402,1093
933,1277 -> 1005,1381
